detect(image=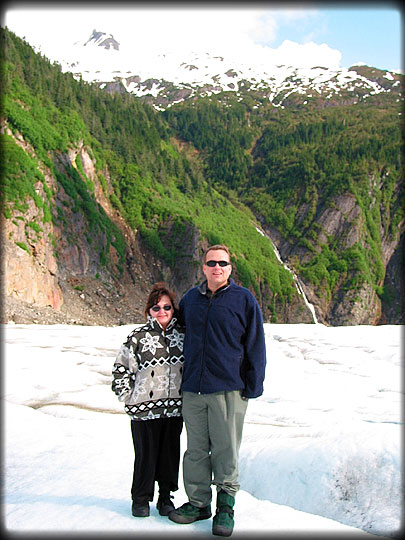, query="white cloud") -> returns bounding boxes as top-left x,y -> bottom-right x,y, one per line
273,40 -> 342,69
247,14 -> 279,45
